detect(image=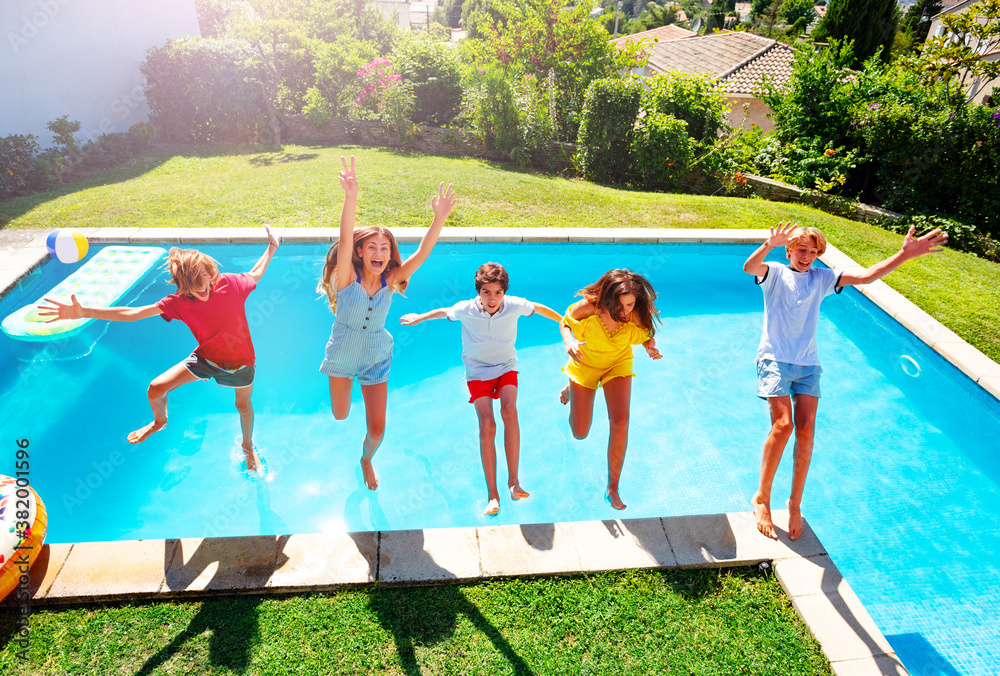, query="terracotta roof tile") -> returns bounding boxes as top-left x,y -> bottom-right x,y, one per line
611,24 -> 697,48
639,32 -> 795,96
